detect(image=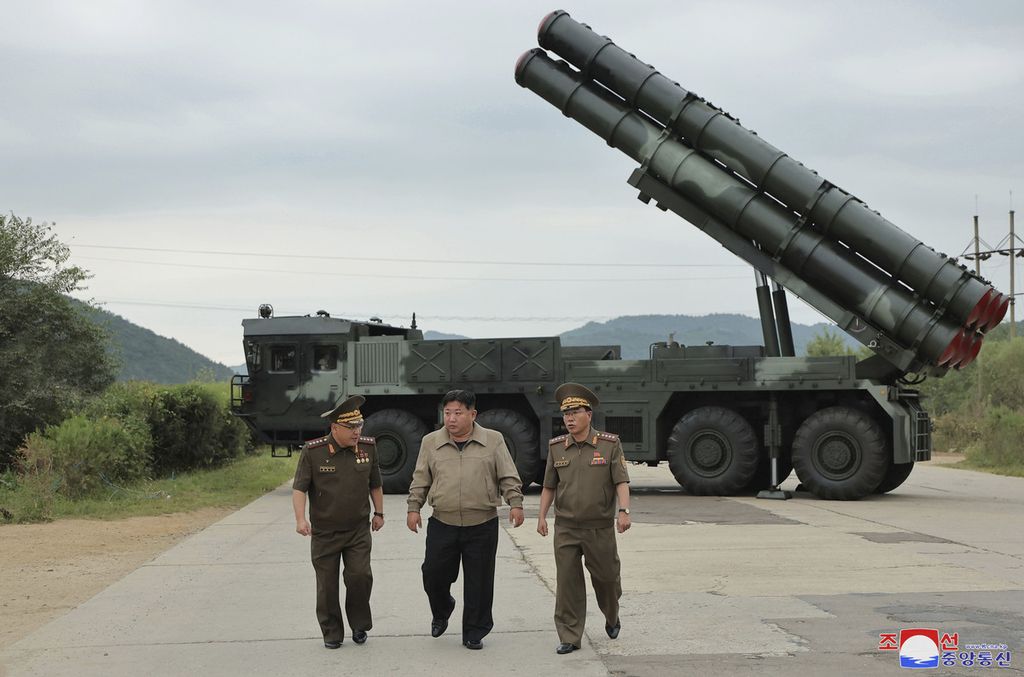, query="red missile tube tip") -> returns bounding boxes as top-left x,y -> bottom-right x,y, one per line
982,294 -> 1010,331
956,334 -> 984,369
936,332 -> 964,367
950,331 -> 974,368
965,289 -> 994,330
537,10 -> 567,42
514,49 -> 539,84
